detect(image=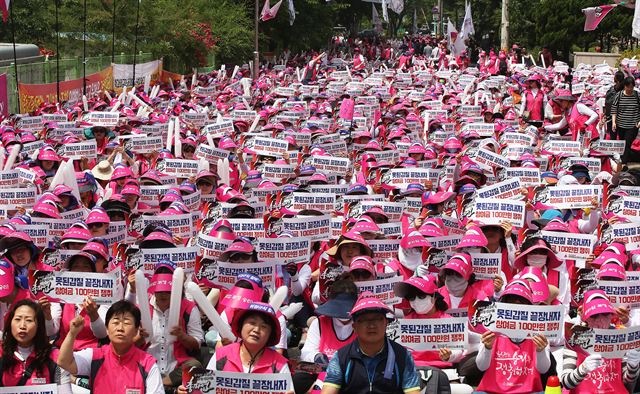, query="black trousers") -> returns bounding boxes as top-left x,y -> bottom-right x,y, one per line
617,126 -> 639,164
